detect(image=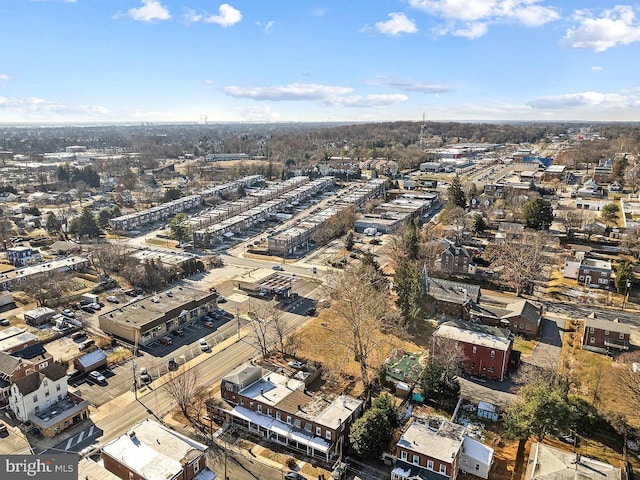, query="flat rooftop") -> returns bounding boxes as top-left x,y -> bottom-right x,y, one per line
99,286 -> 215,328
398,420 -> 464,463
